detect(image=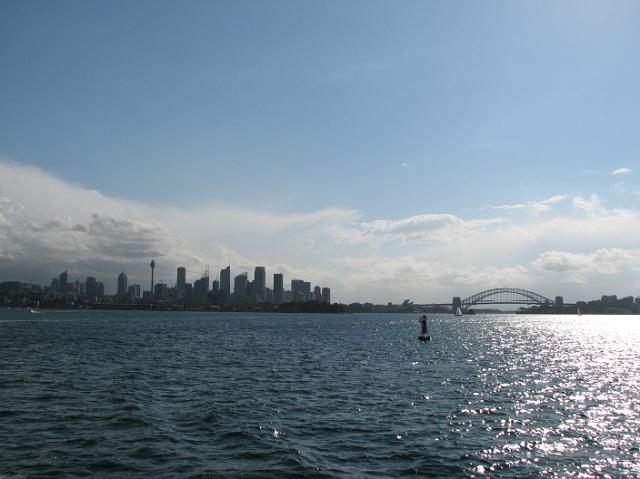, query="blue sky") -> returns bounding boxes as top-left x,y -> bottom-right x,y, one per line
1,1 -> 639,302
